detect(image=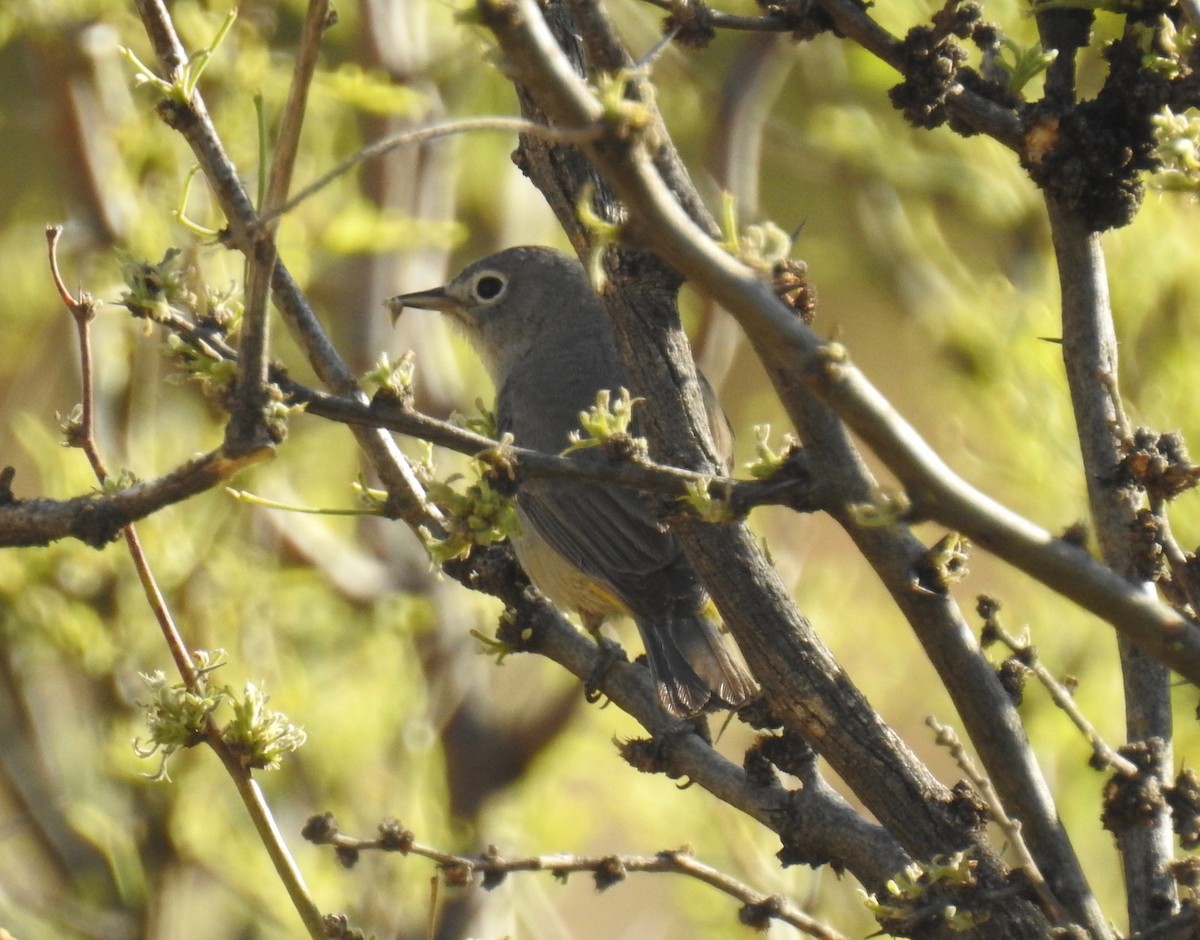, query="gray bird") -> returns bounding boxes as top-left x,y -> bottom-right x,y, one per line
387,246 -> 755,717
